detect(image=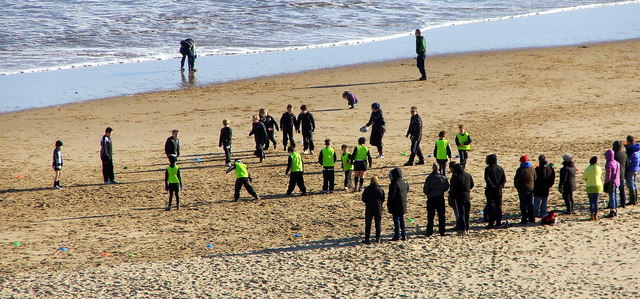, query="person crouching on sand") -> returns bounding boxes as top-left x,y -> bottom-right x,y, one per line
362,176 -> 384,244
164,155 -> 183,211
342,91 -> 358,109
